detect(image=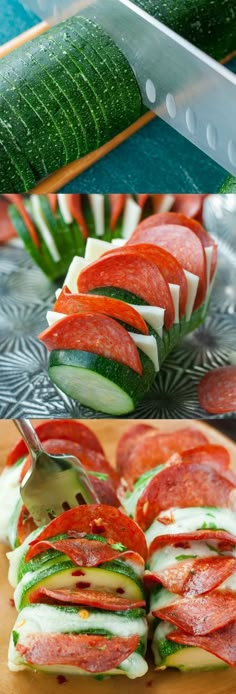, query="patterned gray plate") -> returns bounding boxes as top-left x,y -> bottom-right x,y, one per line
0,195 -> 236,419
